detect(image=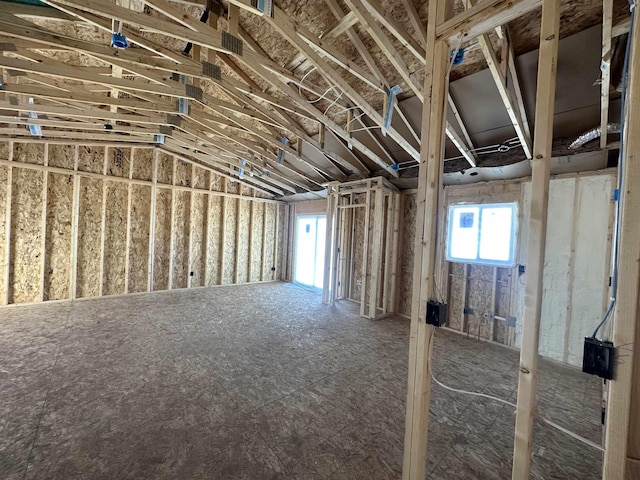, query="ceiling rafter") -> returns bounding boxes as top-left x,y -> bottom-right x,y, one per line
341,0 -> 476,166
322,0 -> 421,150
356,0 -> 426,61
0,21 -> 353,187
225,0 -> 414,171
463,0 -> 532,159
35,0 -> 399,176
